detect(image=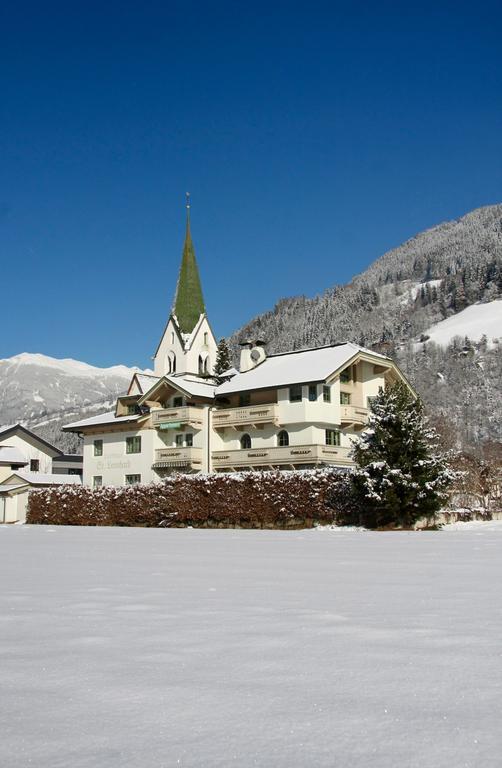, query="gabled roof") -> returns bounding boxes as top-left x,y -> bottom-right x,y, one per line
215,343 -> 392,395
139,374 -> 216,404
127,372 -> 161,396
0,423 -> 63,457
